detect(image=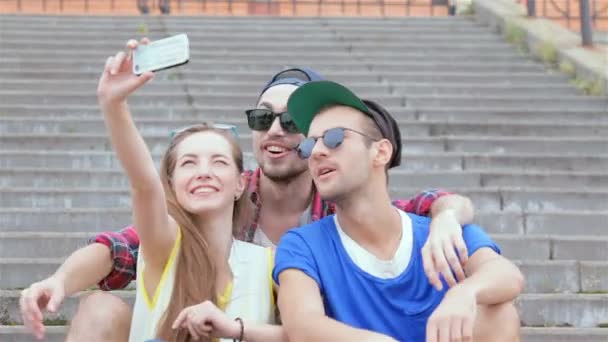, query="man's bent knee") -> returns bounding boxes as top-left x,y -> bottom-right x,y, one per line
66,291 -> 132,342
474,302 -> 520,342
